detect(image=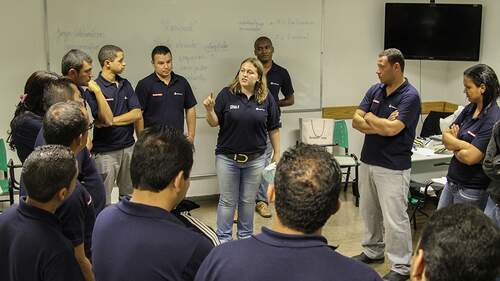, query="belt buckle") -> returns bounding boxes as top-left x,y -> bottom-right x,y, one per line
234,153 -> 249,163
